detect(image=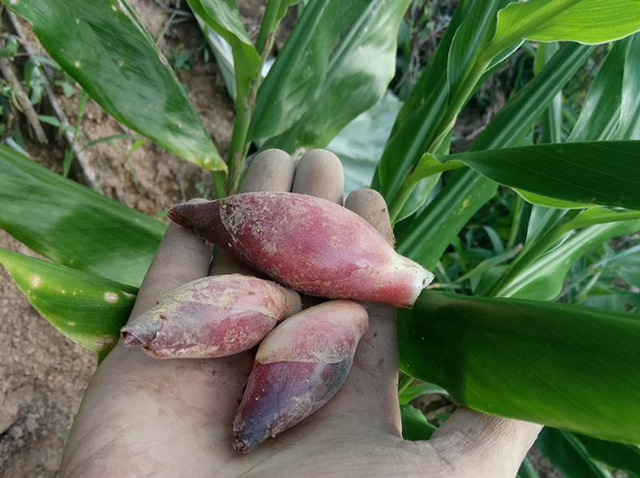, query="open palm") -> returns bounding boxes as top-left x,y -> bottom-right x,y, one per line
60,150 -> 540,478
